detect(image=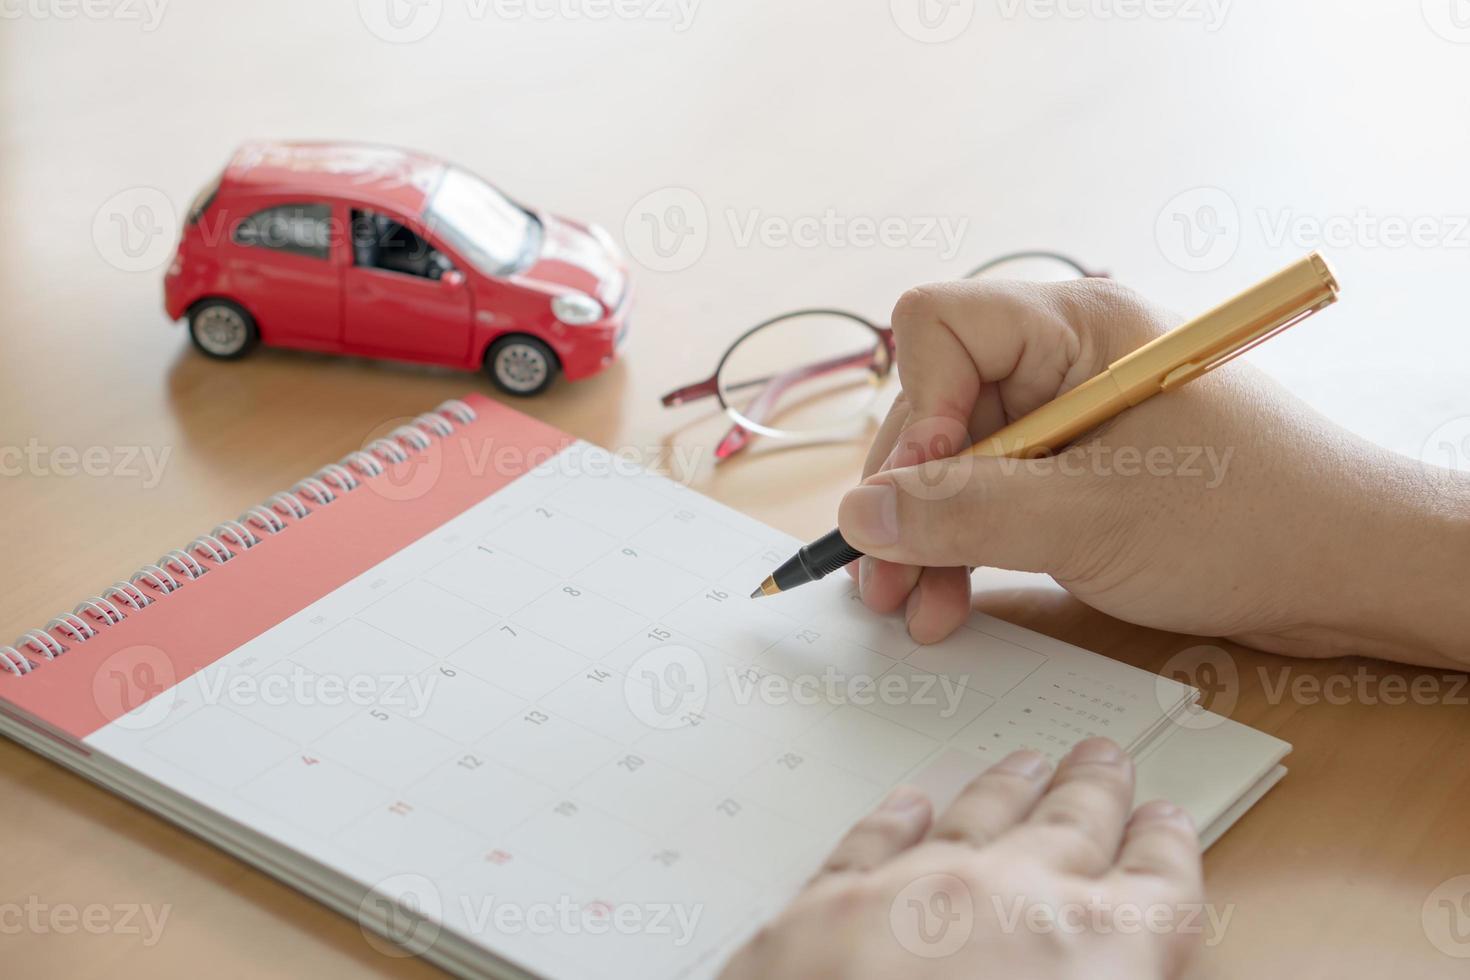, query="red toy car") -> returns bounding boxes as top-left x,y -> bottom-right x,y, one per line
164,142 -> 631,396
